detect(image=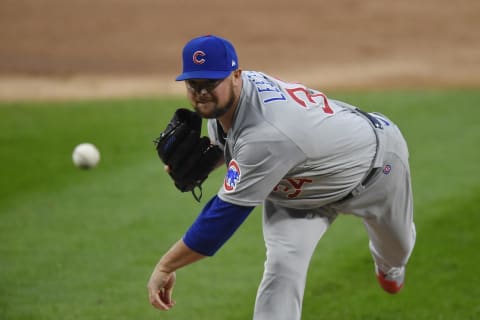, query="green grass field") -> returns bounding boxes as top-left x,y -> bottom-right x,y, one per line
1,90 -> 479,320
